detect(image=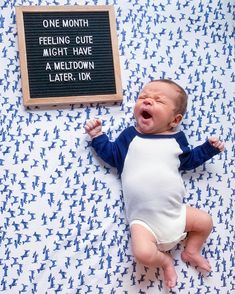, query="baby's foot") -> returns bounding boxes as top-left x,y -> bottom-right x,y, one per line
181,251 -> 212,272
162,255 -> 178,288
